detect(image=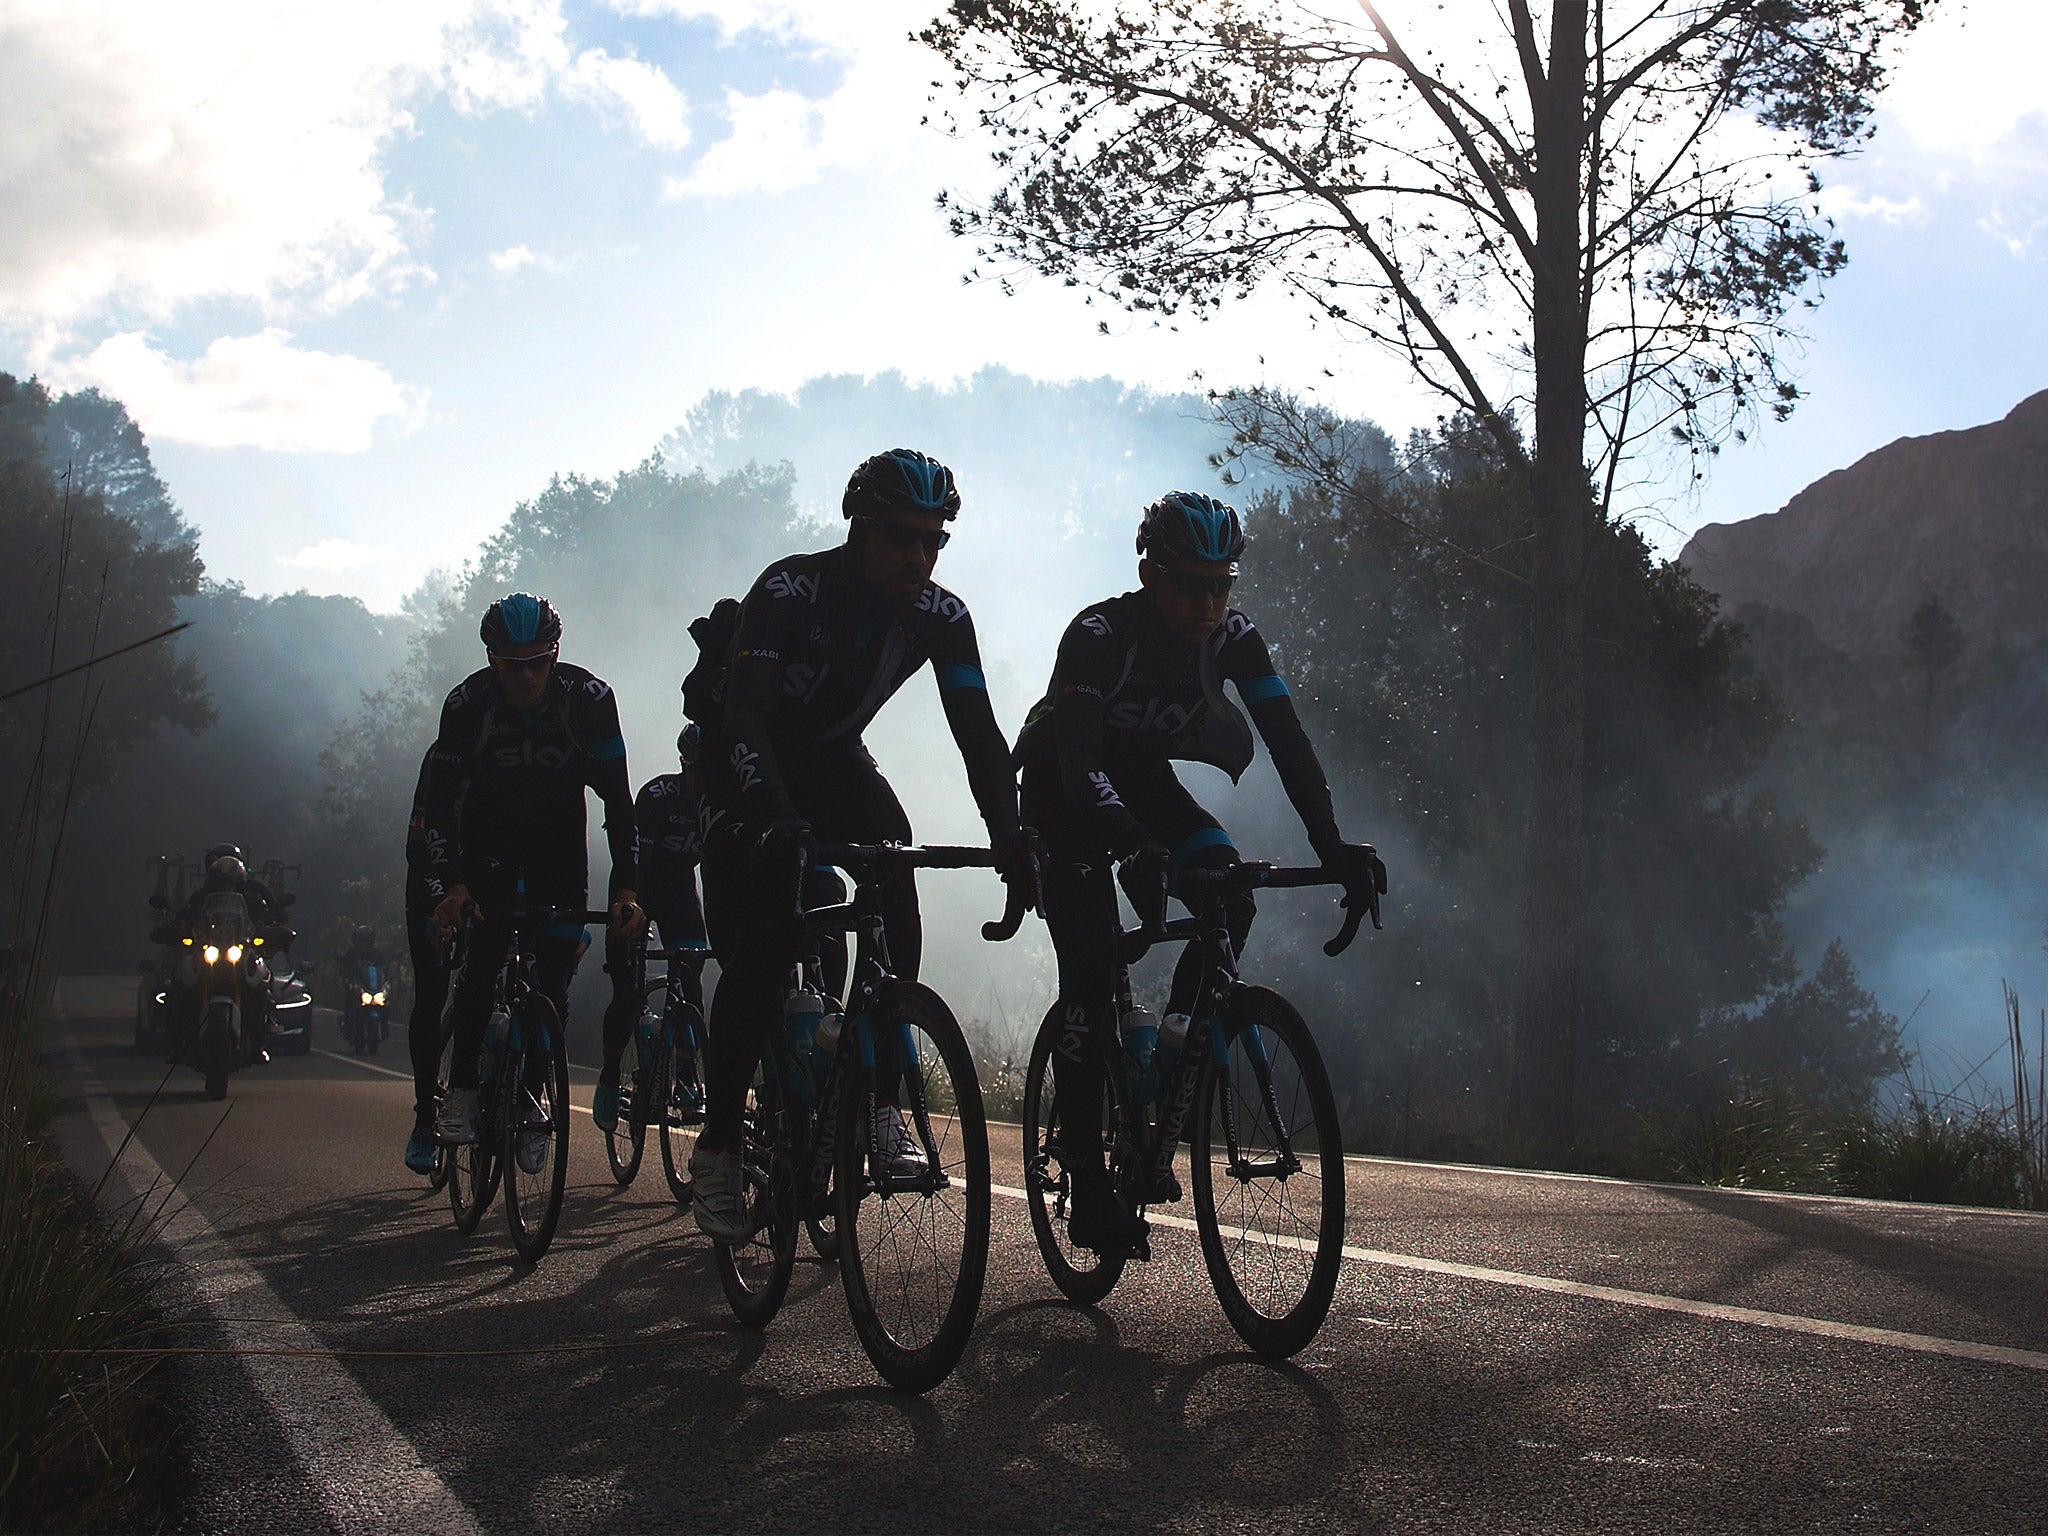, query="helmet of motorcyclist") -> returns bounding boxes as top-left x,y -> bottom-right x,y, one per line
352,924 -> 374,947
203,841 -> 244,866
842,449 -> 961,523
210,854 -> 247,886
1135,491 -> 1246,566
676,721 -> 701,768
479,592 -> 562,652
